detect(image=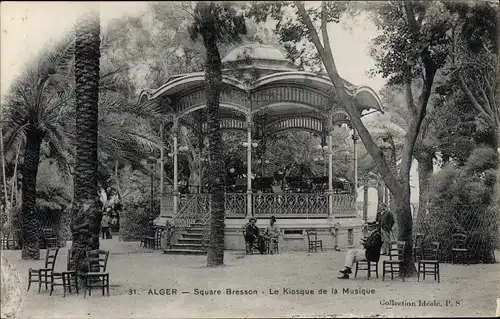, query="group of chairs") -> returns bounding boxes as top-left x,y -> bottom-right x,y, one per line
140,227 -> 164,249
354,232 -> 471,283
2,228 -> 59,250
27,248 -> 110,297
354,240 -> 441,282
